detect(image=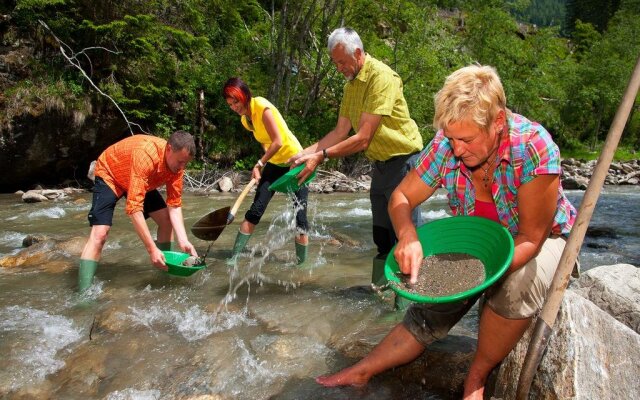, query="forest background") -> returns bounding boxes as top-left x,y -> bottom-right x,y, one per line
1,0 -> 639,180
